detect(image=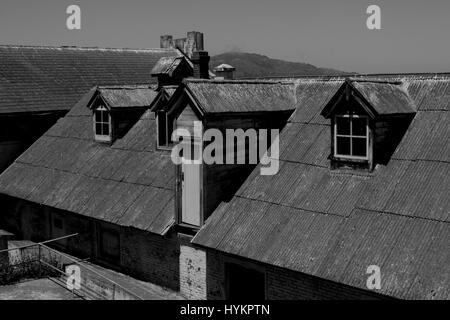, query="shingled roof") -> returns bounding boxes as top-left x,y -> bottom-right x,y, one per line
0,87 -> 176,235
0,45 -> 181,114
179,79 -> 297,114
193,75 -> 450,300
88,86 -> 159,109
321,79 -> 417,118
